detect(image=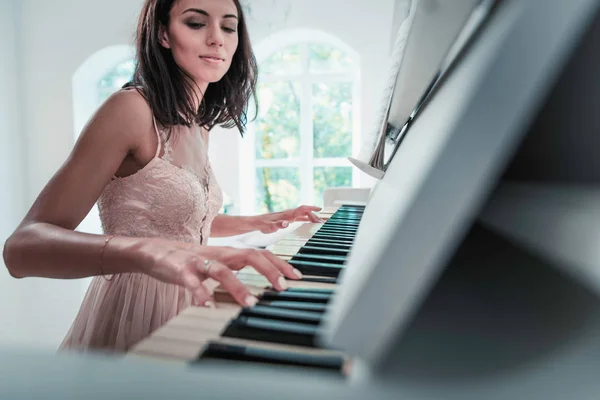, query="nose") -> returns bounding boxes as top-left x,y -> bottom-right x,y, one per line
206,23 -> 224,47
